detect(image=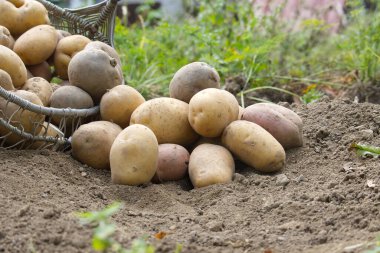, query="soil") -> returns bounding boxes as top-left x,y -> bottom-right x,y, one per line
1,98 -> 380,253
